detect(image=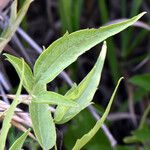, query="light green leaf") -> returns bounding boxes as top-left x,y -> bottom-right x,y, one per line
32,91 -> 78,107
0,59 -> 24,150
29,103 -> 56,150
63,109 -> 111,150
9,129 -> 30,150
54,83 -> 78,122
34,12 -> 145,85
4,54 -> 34,93
54,42 -> 107,124
129,74 -> 150,91
30,86 -> 57,149
0,0 -> 32,53
72,77 -> 123,150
